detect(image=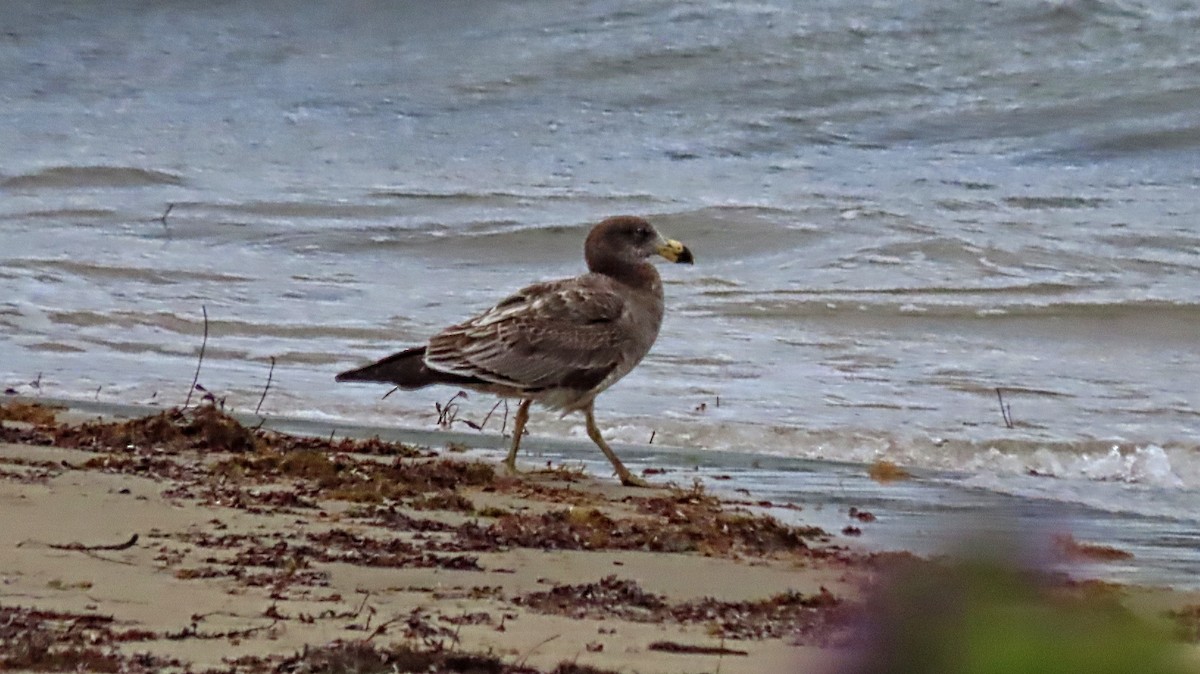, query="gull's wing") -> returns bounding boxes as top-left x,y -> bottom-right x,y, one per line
424,275 -> 628,393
